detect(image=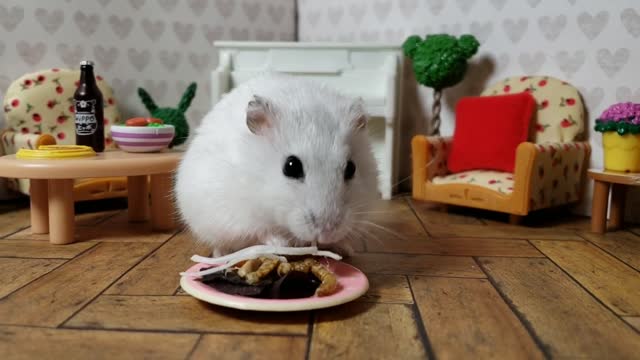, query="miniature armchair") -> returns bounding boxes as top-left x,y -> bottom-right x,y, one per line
1,68 -> 126,201
411,75 -> 591,223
